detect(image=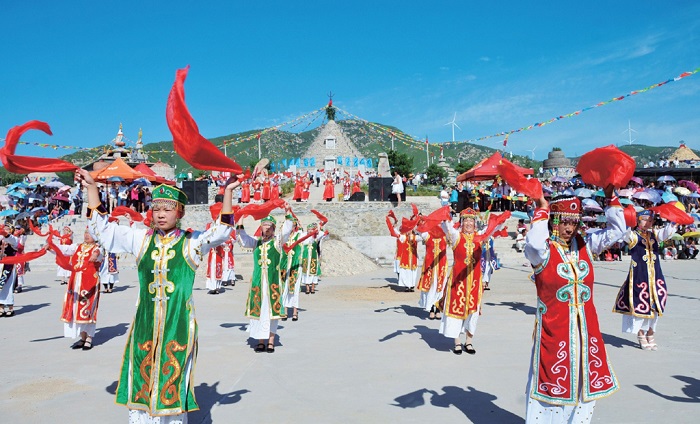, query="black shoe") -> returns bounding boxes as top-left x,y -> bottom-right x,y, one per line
464,343 -> 476,355
82,341 -> 93,351
71,340 -> 86,349
208,290 -> 219,295
292,315 -> 298,321
452,345 -> 463,355
266,343 -> 275,353
255,343 -> 265,353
